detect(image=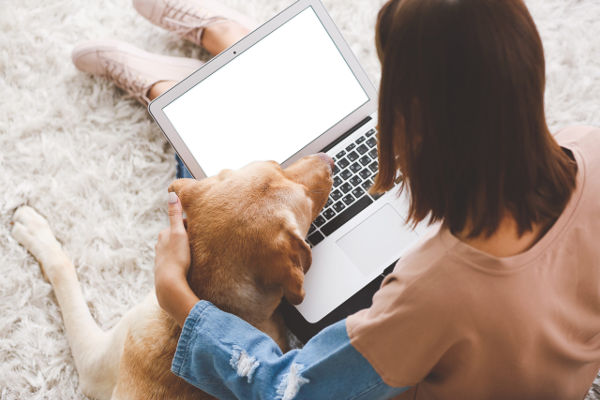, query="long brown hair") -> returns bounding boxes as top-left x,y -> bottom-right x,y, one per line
371,0 -> 577,238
